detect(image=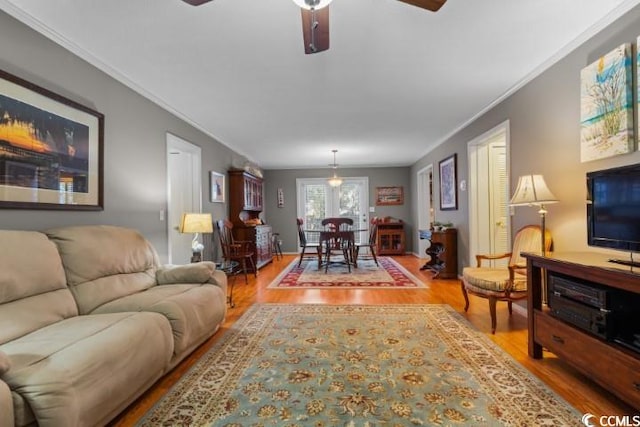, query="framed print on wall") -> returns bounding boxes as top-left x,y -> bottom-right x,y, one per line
0,69 -> 104,210
439,154 -> 457,210
375,186 -> 404,205
210,171 -> 225,203
580,43 -> 634,162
